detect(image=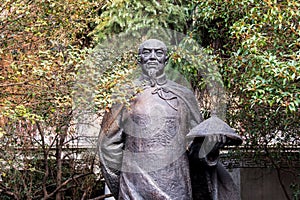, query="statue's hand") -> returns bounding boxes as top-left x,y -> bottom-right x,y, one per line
189,135 -> 227,165
207,134 -> 227,150
196,135 -> 227,166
